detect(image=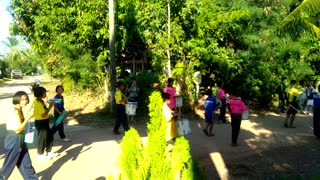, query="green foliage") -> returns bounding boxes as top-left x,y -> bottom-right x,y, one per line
118,91 -> 197,179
